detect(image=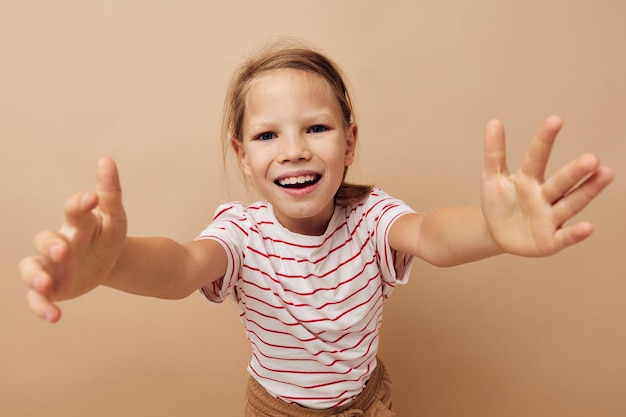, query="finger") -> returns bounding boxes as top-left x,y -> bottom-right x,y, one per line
543,153 -> 600,204
26,289 -> 61,323
552,166 -> 614,226
95,157 -> 124,218
58,191 -> 100,246
520,115 -> 563,181
19,256 -> 56,293
62,191 -> 99,230
553,222 -> 595,252
33,230 -> 70,263
483,119 -> 509,179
